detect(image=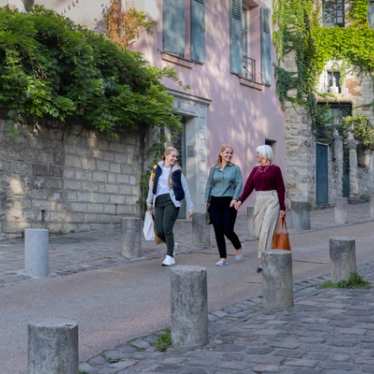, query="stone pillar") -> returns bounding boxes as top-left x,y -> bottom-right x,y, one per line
262,250 -> 294,311
333,129 -> 344,199
121,217 -> 142,259
247,206 -> 256,238
370,193 -> 374,219
192,213 -> 210,249
290,201 -> 311,231
334,197 -> 348,225
347,131 -> 359,200
329,238 -> 357,282
24,228 -> 49,278
28,319 -> 79,374
170,266 -> 208,348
